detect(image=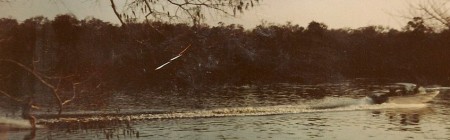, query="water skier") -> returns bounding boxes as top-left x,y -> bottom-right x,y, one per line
21,97 -> 39,129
